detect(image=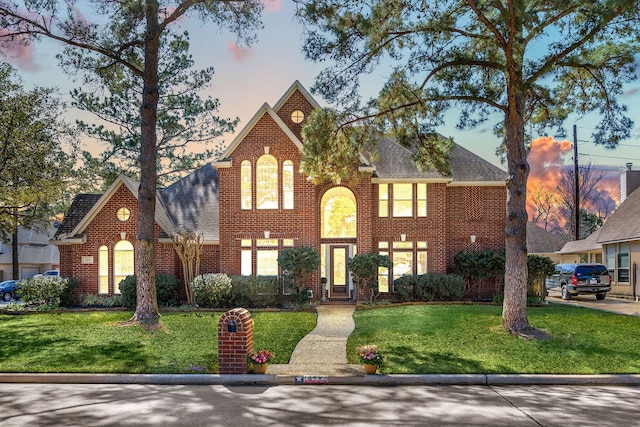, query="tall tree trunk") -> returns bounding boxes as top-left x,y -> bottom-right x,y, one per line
502,88 -> 531,333
133,0 -> 161,324
11,227 -> 19,280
